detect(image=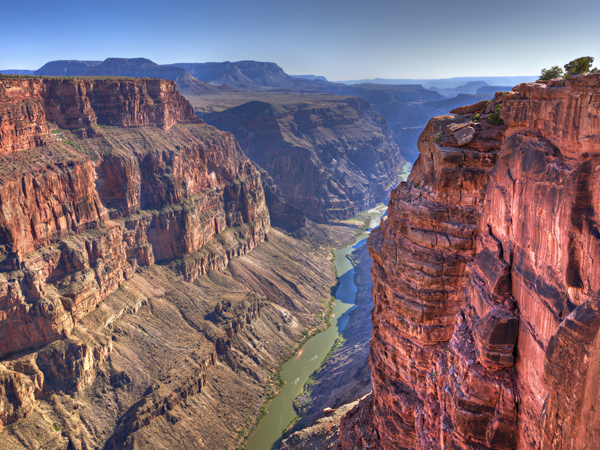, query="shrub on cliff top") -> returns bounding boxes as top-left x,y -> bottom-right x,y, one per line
539,57 -> 599,81
487,104 -> 504,125
564,56 -> 597,77
539,65 -> 564,81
